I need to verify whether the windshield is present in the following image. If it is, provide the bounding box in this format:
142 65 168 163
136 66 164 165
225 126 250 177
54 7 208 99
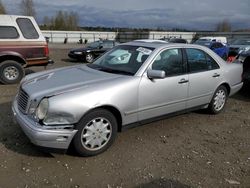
87 41 101 48
231 39 250 45
87 45 154 75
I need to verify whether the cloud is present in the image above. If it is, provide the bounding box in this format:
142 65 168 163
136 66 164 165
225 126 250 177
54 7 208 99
2 0 250 30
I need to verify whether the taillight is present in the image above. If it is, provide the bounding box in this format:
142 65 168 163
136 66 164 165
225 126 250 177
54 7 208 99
44 44 49 57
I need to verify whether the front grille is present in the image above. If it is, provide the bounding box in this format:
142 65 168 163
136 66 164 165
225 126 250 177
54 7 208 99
17 88 30 113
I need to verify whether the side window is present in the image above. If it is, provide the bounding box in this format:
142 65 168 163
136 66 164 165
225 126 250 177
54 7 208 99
16 18 39 39
152 48 184 76
0 26 19 39
206 54 220 70
186 48 208 73
102 41 114 48
217 43 223 48
210 43 217 49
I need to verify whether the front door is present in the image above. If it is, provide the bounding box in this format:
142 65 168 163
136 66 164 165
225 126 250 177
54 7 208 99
138 48 188 121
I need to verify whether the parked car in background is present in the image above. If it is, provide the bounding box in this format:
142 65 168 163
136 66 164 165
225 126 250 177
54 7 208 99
229 38 250 57
196 36 227 44
13 40 243 156
68 40 119 63
159 37 188 44
0 15 53 84
159 37 170 42
168 38 188 44
234 49 250 83
194 40 229 60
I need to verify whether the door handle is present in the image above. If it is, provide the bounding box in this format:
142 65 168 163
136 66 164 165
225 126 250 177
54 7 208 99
213 73 220 77
178 78 189 84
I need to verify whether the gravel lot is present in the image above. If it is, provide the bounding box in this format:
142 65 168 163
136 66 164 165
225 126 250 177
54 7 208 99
0 44 249 188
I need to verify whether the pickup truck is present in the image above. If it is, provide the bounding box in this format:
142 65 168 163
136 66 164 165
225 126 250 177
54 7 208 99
0 15 53 84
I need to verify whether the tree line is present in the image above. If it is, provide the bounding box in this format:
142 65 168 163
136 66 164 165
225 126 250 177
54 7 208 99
41 11 79 31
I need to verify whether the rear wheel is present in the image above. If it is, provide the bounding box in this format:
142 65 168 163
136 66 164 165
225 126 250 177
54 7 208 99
208 85 228 114
73 109 118 156
0 60 24 84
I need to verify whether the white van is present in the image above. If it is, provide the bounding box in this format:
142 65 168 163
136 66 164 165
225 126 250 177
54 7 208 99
197 36 227 44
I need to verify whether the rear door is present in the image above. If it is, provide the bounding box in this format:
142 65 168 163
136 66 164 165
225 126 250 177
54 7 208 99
185 48 222 108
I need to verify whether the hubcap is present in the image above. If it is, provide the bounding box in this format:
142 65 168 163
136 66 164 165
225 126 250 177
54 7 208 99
81 117 112 151
213 89 226 111
3 66 19 80
86 54 93 62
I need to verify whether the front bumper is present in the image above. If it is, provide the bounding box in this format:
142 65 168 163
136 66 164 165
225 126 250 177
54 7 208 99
12 100 78 150
68 52 84 60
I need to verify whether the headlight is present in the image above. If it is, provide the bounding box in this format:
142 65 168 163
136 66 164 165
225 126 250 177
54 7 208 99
74 51 83 55
36 98 49 120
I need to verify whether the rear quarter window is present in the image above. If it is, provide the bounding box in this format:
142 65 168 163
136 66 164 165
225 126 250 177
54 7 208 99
0 26 19 39
16 18 39 39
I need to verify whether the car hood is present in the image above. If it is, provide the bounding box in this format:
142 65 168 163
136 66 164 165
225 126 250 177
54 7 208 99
21 65 123 99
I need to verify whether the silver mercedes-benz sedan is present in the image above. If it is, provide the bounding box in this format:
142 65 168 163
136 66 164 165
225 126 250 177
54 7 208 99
12 40 243 156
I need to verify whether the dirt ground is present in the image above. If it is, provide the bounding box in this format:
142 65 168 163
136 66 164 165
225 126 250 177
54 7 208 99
0 44 249 188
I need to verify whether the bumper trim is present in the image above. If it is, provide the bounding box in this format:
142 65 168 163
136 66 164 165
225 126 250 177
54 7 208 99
12 100 77 150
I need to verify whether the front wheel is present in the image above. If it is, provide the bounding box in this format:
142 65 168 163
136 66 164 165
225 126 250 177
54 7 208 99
208 85 228 114
0 60 24 84
85 53 94 63
73 109 118 156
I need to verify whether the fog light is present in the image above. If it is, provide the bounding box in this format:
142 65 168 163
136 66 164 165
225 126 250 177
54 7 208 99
56 136 68 142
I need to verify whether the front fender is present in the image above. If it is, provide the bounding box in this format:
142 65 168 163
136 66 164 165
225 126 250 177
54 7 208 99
43 77 141 126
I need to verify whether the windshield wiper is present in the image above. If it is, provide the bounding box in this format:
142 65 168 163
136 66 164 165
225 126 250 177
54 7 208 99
87 64 133 75
103 68 134 75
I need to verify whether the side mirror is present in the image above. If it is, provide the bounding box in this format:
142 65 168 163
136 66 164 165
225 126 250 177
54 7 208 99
147 69 165 79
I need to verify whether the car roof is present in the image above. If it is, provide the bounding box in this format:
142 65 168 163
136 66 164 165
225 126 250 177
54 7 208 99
0 15 34 25
124 40 201 50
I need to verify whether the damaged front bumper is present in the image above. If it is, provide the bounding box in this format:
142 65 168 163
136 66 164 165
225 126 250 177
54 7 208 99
12 100 77 150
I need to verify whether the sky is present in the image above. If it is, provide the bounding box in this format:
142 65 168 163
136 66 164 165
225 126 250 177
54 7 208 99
2 0 250 30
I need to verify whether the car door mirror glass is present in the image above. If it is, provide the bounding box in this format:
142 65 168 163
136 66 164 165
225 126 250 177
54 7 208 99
147 69 165 79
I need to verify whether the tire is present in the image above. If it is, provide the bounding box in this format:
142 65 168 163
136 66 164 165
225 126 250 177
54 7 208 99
0 60 24 84
208 85 228 114
73 109 118 156
85 53 94 63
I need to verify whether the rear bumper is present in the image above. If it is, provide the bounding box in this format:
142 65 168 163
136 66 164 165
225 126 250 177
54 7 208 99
230 82 243 96
12 100 77 150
